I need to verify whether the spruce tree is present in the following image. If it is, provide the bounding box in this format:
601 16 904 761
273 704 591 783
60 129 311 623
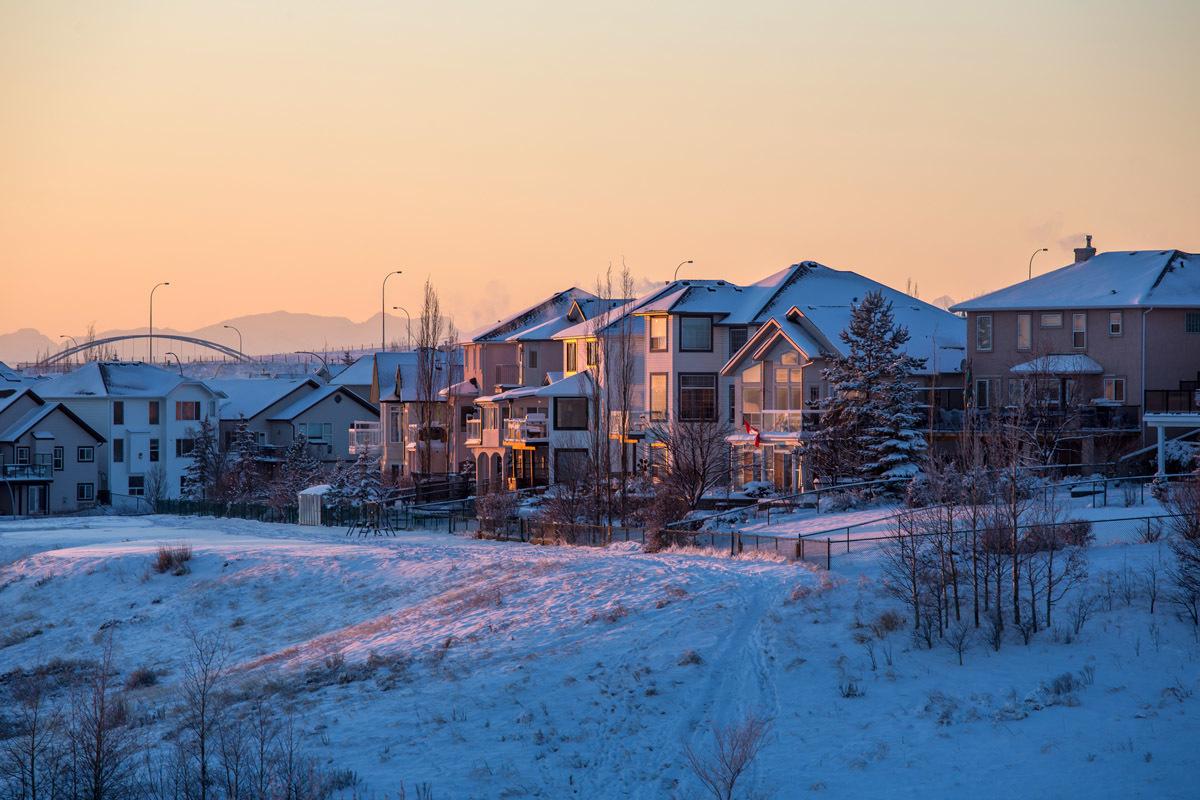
808 290 927 484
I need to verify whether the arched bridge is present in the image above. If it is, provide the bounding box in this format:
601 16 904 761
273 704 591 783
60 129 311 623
40 334 251 366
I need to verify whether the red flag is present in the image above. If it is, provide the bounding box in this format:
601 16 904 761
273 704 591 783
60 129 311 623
743 416 760 448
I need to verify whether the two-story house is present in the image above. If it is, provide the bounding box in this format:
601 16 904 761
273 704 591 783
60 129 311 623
952 241 1200 466
0 387 106 515
36 362 222 508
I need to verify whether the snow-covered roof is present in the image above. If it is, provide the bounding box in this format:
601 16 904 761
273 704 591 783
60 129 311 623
439 378 480 399
36 362 216 400
327 356 378 388
206 378 319 420
464 288 616 344
298 484 331 495
535 370 594 397
952 250 1200 312
1010 354 1105 375
0 387 40 417
376 351 458 403
0 362 41 387
0 402 106 444
267 385 377 421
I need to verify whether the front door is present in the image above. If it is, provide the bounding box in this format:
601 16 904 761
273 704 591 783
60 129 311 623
27 485 46 514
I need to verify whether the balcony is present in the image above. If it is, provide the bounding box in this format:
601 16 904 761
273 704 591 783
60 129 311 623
1145 389 1200 414
504 414 548 445
609 411 649 440
465 416 482 444
743 410 820 434
348 421 381 456
494 363 521 387
1 462 51 480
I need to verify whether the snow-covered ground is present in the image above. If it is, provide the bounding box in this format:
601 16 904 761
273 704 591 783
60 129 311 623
1 506 1196 798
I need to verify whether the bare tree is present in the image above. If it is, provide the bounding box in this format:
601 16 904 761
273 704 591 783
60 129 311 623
1 666 65 800
945 621 974 666
647 412 732 510
415 278 448 474
1164 472 1200 626
68 638 139 800
682 711 774 800
180 626 231 800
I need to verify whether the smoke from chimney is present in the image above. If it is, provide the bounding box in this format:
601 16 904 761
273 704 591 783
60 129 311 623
1074 234 1096 263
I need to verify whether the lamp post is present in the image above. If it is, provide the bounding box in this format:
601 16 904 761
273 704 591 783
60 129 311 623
382 270 403 350
149 281 169 363
669 260 693 284
164 352 183 376
60 335 80 368
1028 247 1048 280
295 350 331 371
392 306 412 349
223 324 243 357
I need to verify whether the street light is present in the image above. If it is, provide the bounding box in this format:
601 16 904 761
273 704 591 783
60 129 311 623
669 260 693 284
382 270 403 350
295 350 331 371
223 324 243 356
60 335 80 367
164 352 183 376
392 306 412 349
149 282 170 363
1028 248 1048 280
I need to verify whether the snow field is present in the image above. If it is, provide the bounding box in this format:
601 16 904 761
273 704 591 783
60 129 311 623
1 509 1197 799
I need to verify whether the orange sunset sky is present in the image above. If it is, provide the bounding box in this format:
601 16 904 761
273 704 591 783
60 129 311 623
2 0 1198 338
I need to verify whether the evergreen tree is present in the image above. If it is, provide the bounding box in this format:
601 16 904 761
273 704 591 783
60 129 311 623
806 290 927 484
224 416 264 502
328 452 383 506
266 434 325 509
183 417 227 500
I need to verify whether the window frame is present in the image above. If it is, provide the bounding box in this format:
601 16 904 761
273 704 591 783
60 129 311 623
649 373 668 421
526 346 538 369
553 397 589 430
1109 311 1123 336
1187 313 1200 334
648 317 668 352
127 475 145 497
15 446 29 465
728 326 748 357
1072 313 1087 349
1016 314 1031 351
149 401 160 425
678 373 717 421
77 483 95 502
53 446 64 471
1040 313 1063 328
565 341 578 370
175 439 196 458
975 315 993 352
77 446 94 463
585 339 598 367
974 378 991 410
113 401 124 425
1103 377 1126 403
678 316 713 353
175 401 201 421
112 438 124 463
149 439 160 462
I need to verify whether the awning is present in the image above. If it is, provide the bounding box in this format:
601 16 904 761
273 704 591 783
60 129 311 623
1010 354 1104 375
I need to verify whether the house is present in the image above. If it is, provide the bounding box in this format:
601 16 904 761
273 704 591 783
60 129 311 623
206 378 323 452
951 240 1200 465
35 362 222 507
0 387 106 515
459 288 623 490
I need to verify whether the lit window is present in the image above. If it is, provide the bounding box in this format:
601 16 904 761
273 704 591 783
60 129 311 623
650 374 667 420
565 341 578 369
1103 377 1126 403
649 317 668 352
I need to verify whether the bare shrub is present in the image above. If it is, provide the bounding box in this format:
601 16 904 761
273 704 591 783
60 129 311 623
943 622 973 666
154 543 193 575
1137 519 1164 544
475 489 518 533
124 666 158 690
1069 595 1099 635
1163 474 1200 626
682 710 773 800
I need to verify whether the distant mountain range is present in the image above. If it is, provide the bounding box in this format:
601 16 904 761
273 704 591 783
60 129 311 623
0 311 414 365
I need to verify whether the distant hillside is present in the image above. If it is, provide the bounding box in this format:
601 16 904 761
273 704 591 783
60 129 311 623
0 311 412 364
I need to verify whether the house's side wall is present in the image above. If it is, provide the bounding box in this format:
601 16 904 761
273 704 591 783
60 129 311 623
17 409 103 513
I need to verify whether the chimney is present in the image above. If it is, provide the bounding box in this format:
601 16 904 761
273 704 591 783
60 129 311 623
1074 234 1096 263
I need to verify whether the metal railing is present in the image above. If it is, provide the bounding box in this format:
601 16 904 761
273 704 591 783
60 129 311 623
465 417 482 442
1145 389 1200 413
348 421 381 455
494 363 521 386
1 461 52 480
504 416 548 443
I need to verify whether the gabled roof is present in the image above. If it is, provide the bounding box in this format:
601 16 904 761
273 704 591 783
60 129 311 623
267 385 378 421
327 355 379 389
535 370 594 397
377 350 458 403
463 288 612 343
952 250 1200 312
36 362 218 400
206 378 321 421
0 401 106 444
0 387 44 417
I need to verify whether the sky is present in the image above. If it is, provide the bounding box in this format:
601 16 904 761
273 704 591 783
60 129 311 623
2 0 1198 338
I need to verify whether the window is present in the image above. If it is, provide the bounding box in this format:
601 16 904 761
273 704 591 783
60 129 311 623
679 374 717 420
1008 378 1030 404
175 438 196 458
1188 313 1200 334
585 340 598 367
650 373 668 420
303 422 333 442
679 317 712 351
1040 313 1062 328
53 446 64 471
1017 314 1031 350
16 447 29 465
149 439 160 462
1103 377 1126 403
77 483 94 502
742 364 762 414
526 347 538 369
388 407 402 443
113 438 124 463
128 475 145 497
176 401 201 421
975 315 993 352
553 397 588 430
149 401 160 425
727 384 736 423
113 401 124 425
1072 313 1087 349
728 326 748 357
1109 312 1123 336
77 446 94 462
809 386 821 405
649 317 668 351
554 448 588 481
565 341 578 370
